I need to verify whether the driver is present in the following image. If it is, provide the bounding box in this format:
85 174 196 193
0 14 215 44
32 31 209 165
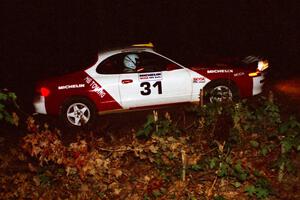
123 54 139 73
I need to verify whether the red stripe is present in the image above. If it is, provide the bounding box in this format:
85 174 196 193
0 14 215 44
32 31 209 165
83 72 122 111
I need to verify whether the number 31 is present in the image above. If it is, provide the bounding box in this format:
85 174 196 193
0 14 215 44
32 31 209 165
140 81 162 95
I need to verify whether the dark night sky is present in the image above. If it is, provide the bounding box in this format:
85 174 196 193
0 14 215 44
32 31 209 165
1 0 299 93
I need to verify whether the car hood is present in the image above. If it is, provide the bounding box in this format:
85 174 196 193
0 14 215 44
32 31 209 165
186 55 259 70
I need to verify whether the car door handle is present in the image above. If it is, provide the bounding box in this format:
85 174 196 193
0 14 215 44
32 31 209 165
121 79 133 84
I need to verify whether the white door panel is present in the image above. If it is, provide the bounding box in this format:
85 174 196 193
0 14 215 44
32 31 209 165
119 73 140 108
90 74 121 104
119 69 192 108
161 69 191 102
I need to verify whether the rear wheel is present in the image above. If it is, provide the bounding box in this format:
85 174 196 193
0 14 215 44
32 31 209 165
61 97 96 127
204 81 239 104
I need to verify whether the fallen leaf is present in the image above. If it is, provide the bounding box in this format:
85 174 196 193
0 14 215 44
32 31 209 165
144 175 151 182
113 188 122 195
111 169 122 178
149 145 159 153
33 176 40 186
28 163 37 172
187 154 201 165
80 184 89 192
18 153 27 161
170 143 181 151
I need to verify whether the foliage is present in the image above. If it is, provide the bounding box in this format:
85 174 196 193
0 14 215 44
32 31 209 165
1 94 300 199
254 96 281 132
23 118 111 179
0 90 19 125
276 116 300 181
188 95 282 145
185 94 300 198
245 177 271 199
213 195 226 200
279 116 300 153
136 111 179 138
20 119 202 198
199 141 249 182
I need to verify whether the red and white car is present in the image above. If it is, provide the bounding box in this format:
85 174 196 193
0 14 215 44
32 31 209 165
33 43 268 127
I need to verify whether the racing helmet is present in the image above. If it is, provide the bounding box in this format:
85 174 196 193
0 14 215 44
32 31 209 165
123 54 139 69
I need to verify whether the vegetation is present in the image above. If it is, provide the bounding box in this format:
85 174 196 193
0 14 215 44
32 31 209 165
0 90 19 126
0 91 299 199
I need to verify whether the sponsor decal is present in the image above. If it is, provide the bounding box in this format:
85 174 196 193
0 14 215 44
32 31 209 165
84 76 106 98
207 69 233 73
58 84 85 90
139 72 162 81
234 72 245 77
193 77 205 83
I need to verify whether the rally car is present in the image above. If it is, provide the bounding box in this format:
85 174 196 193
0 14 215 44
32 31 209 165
33 43 268 127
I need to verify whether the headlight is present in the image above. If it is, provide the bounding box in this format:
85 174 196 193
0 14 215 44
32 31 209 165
257 60 269 71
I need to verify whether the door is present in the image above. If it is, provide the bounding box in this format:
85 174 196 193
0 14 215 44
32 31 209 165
119 52 192 108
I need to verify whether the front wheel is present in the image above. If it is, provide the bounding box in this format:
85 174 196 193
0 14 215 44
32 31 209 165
61 97 96 127
204 81 239 104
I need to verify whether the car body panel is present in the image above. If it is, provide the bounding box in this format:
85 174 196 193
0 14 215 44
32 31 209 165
33 46 267 116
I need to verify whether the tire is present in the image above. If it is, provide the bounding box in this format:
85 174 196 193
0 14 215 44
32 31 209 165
61 97 96 127
204 80 239 104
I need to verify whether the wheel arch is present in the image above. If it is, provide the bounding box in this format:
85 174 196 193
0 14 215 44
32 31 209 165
202 78 240 103
59 95 98 127
203 78 240 96
59 95 97 115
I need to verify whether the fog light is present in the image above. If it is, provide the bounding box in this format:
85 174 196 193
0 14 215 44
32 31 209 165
248 71 260 77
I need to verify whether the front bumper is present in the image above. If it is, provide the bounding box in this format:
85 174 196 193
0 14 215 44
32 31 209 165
252 73 265 95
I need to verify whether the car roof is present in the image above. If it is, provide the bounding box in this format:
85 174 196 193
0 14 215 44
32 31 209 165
98 43 156 55
99 46 154 55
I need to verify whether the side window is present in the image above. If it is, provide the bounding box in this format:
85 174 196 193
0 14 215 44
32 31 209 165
96 52 181 74
138 52 181 73
123 53 140 73
96 53 139 74
96 54 125 74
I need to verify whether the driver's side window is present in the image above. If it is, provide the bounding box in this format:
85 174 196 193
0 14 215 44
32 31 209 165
96 52 181 74
96 53 139 74
137 52 181 73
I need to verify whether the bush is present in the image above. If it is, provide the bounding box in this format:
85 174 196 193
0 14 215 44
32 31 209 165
0 90 19 126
